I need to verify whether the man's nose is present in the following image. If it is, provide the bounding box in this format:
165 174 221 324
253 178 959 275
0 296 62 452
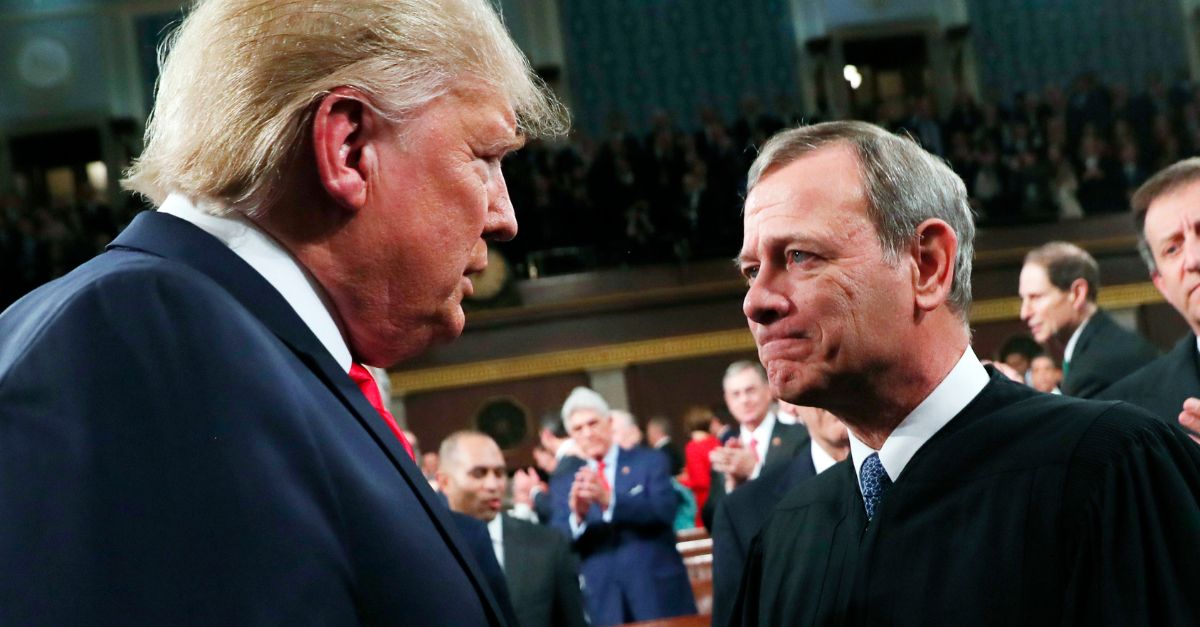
743 272 789 325
485 168 518 242
1019 299 1032 321
1184 232 1200 272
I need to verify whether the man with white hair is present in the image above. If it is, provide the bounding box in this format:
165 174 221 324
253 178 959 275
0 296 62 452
0 0 564 625
549 387 695 625
731 121 1200 624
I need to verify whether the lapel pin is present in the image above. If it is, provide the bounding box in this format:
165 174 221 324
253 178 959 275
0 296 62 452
772 436 782 446
621 466 631 475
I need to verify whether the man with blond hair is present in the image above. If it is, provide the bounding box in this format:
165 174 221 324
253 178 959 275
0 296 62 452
0 0 565 624
731 121 1199 625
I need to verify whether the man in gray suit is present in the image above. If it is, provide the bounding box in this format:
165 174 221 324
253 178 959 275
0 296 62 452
438 431 588 627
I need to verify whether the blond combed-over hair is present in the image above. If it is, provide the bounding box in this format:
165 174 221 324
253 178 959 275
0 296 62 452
123 0 567 217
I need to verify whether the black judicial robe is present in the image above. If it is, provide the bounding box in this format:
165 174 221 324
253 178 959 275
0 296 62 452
732 372 1200 626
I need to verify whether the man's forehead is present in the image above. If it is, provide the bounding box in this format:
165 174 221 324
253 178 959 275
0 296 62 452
1146 181 1200 236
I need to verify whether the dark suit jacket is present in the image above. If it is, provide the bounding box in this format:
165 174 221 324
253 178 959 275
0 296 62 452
655 438 685 476
711 438 815 627
1100 333 1199 431
701 417 807 530
452 512 520 627
1061 309 1157 398
550 447 696 626
501 515 587 627
0 212 506 626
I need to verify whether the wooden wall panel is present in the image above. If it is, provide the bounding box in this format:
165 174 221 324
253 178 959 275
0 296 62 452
404 371 589 469
625 351 757 443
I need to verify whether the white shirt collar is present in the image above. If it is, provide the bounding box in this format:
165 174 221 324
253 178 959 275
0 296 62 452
1063 313 1092 363
486 515 504 569
158 194 352 372
848 346 989 484
810 440 839 474
739 412 776 448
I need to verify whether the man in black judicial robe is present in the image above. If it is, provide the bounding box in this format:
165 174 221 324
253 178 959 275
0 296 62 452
729 121 1200 627
733 371 1200 626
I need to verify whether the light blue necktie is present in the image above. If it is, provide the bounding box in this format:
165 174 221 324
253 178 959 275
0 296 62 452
860 452 892 521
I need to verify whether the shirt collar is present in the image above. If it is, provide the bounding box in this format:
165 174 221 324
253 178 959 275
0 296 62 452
810 440 839 474
1064 313 1092 362
740 411 776 443
158 194 352 372
486 515 503 543
848 346 989 484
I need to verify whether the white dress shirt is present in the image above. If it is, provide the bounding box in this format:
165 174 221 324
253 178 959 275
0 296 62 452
739 412 777 480
1063 314 1091 365
848 346 990 491
810 440 840 475
158 194 352 372
486 516 504 571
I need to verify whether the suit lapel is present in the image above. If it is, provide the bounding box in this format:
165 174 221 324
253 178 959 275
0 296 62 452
1064 311 1105 390
110 212 505 625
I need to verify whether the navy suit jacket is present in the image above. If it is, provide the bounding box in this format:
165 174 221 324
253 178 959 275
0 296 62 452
711 440 815 627
0 212 506 626
550 446 696 626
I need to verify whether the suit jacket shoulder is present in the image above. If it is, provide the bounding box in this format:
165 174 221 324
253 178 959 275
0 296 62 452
1064 309 1158 398
1100 333 1199 425
0 212 505 626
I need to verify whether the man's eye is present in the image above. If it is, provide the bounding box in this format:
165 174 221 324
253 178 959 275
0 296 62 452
788 250 811 265
742 266 759 283
1163 244 1180 257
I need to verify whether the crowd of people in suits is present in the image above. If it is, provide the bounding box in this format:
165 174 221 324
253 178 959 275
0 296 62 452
499 71 1200 274
9 72 1200 311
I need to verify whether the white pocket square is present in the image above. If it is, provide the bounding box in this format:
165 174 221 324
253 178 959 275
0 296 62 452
628 484 644 496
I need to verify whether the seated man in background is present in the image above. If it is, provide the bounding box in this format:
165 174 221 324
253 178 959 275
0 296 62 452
438 431 587 627
1101 158 1200 442
711 405 848 627
702 360 806 529
1019 241 1158 397
550 387 696 626
1029 353 1063 394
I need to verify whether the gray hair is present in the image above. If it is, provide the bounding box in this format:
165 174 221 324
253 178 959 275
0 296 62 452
123 0 567 217
723 360 767 385
746 121 975 316
1131 157 1200 273
561 387 610 425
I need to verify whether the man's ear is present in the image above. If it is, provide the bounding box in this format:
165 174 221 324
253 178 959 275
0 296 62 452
1068 277 1091 309
1151 270 1169 301
312 87 373 212
911 218 958 313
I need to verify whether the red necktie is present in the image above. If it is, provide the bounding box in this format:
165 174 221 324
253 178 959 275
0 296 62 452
349 363 415 460
596 459 610 493
749 438 760 463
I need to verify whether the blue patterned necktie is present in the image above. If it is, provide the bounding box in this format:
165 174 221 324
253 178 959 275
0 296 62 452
860 452 892 521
